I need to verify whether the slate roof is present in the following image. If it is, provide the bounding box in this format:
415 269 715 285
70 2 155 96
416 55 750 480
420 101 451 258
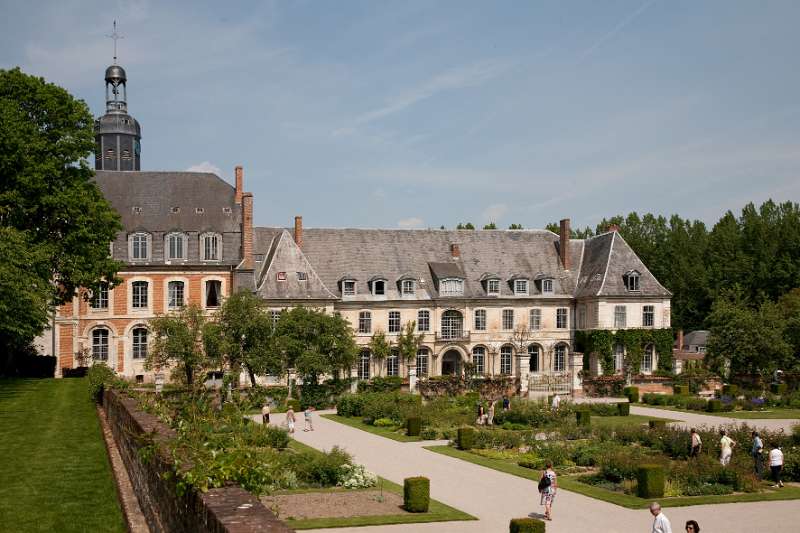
683 330 709 348
255 231 336 300
94 171 241 233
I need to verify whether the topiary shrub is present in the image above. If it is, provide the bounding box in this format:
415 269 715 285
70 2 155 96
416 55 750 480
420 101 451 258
673 385 689 395
623 386 640 404
617 402 630 416
721 384 738 397
406 416 421 437
458 426 474 450
771 383 788 395
648 420 666 430
707 399 723 413
404 477 430 512
575 410 591 426
636 464 665 498
509 517 546 532
87 363 116 403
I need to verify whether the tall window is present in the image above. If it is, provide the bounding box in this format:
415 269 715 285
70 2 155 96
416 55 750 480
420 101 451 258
514 279 529 295
439 278 464 296
358 311 371 333
401 280 415 295
554 344 567 372
416 348 429 377
614 305 627 328
625 272 640 292
388 311 401 333
500 346 513 375
502 309 514 330
542 279 553 293
556 308 568 329
472 346 485 375
487 279 500 295
642 305 654 327
641 344 654 373
474 309 487 331
202 234 220 261
343 280 356 296
357 350 370 380
578 305 586 329
168 281 184 309
440 310 464 340
529 309 541 330
132 327 148 359
167 233 185 260
528 344 540 372
132 281 148 309
613 344 624 373
90 283 108 309
372 280 386 295
92 329 109 361
205 280 221 307
131 233 149 260
417 310 430 332
387 348 399 376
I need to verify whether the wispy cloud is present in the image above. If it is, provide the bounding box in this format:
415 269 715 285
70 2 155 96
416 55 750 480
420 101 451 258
482 203 508 222
186 161 222 175
578 0 658 61
398 217 424 229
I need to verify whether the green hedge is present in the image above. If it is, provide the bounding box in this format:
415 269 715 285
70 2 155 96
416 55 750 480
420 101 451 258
636 464 665 498
576 410 591 427
510 517 546 532
721 384 738 397
617 402 630 416
285 399 302 412
673 385 689 395
623 386 640 404
648 420 666 430
404 477 430 513
771 383 788 395
406 416 421 437
458 426 474 450
707 399 723 413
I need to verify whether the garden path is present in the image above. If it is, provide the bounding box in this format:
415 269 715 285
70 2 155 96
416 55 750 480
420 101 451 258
267 411 795 533
630 405 798 432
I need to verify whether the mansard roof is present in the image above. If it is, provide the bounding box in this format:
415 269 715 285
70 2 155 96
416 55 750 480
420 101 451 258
94 171 241 233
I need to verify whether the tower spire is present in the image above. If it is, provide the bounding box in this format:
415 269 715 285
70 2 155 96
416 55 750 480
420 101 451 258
107 20 124 64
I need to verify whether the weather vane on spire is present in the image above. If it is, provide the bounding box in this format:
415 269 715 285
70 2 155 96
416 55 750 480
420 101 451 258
107 20 124 64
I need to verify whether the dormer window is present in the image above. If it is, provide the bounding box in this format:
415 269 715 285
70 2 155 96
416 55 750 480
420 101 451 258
487 279 500 295
624 270 641 292
343 280 356 296
514 279 529 295
439 278 464 296
297 272 307 281
277 272 287 281
130 232 150 260
201 233 221 261
542 279 554 294
373 280 386 295
166 232 187 261
401 279 415 295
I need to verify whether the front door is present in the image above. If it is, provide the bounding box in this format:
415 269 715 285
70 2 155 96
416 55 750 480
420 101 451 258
441 350 461 376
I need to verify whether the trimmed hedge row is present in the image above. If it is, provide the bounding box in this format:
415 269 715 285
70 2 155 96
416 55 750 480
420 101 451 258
458 426 474 450
617 402 630 416
406 416 421 437
510 517 546 532
623 386 639 404
636 464 665 498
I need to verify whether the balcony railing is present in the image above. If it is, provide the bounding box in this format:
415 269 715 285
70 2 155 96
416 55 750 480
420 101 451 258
436 329 471 342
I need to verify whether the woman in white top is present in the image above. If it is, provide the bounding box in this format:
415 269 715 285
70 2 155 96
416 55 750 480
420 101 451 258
769 445 784 487
719 429 736 466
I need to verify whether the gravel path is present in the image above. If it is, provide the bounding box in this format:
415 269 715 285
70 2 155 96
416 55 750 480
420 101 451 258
629 405 798 432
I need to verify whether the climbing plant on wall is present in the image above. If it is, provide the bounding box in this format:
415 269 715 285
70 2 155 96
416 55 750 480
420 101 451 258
575 328 674 376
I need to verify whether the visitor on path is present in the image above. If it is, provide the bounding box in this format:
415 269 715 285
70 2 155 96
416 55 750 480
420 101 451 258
719 430 736 466
476 403 486 425
649 502 672 533
689 428 702 458
685 519 700 532
538 461 557 521
502 396 511 411
751 431 764 478
286 406 296 434
487 400 496 426
769 444 784 488
261 403 271 426
303 406 315 432
551 394 560 412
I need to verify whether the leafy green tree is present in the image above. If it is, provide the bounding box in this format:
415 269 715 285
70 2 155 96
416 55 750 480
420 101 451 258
396 321 424 366
545 221 593 238
508 223 523 230
368 330 391 376
456 222 475 230
147 304 217 387
483 222 497 230
0 68 122 354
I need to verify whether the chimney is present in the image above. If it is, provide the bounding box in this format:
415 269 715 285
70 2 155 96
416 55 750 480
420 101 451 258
294 216 303 249
234 165 243 204
677 329 684 352
241 192 254 269
559 218 571 270
450 243 460 259
607 223 620 233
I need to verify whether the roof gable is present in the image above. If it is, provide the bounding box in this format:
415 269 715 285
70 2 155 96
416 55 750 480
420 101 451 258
255 231 336 300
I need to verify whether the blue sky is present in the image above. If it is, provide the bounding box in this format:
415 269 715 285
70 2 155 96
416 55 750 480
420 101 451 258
2 0 800 229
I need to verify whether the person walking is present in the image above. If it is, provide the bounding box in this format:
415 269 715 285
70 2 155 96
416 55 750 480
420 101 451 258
476 403 486 425
689 428 702 458
487 400 496 426
685 519 700 533
502 396 511 411
261 402 271 426
649 502 672 533
538 461 557 521
551 394 561 412
719 430 736 466
769 444 784 488
303 406 315 432
286 406 296 434
751 431 764 478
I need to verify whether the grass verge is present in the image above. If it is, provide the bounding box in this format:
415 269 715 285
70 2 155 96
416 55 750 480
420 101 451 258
425 445 800 508
0 378 125 532
322 414 421 442
637 404 800 420
589 414 676 428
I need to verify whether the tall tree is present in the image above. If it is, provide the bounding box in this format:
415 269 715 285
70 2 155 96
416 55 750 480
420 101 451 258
396 321 424 366
147 304 217 387
483 222 497 229
368 330 391 376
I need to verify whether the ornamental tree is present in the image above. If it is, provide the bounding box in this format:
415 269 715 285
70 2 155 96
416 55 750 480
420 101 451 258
146 304 217 387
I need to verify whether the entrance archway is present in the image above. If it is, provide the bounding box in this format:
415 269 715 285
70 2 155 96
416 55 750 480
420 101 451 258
441 349 462 376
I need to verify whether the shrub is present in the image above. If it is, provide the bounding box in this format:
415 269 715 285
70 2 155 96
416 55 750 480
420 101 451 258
472 428 523 450
244 423 290 449
458 426 475 450
771 383 788 395
687 398 708 411
420 427 439 440
286 398 302 412
87 363 116 403
623 386 639 404
338 463 377 489
509 517 546 532
297 446 352 486
518 459 540 469
637 464 665 498
649 420 667 430
336 394 365 417
587 403 619 417
373 418 395 427
673 385 689 395
575 410 591 427
721 384 738 397
406 416 422 437
404 477 430 512
358 376 403 393
707 399 723 413
617 402 630 416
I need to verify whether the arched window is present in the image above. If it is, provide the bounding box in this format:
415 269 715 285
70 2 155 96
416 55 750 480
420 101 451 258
416 348 429 377
528 344 540 372
553 344 567 372
441 310 464 340
92 329 109 361
641 344 654 373
132 327 148 359
357 350 370 380
387 348 399 376
500 345 513 375
358 311 371 333
472 346 486 375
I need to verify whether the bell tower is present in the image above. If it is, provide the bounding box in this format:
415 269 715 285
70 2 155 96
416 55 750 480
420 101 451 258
94 21 141 171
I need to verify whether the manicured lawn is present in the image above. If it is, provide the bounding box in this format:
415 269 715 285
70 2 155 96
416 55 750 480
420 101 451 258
0 379 125 532
284 440 475 529
590 414 676 428
638 404 800 420
322 414 422 442
425 445 800 508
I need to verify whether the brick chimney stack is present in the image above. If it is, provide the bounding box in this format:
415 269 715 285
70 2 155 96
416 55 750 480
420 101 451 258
294 216 303 249
234 165 244 205
241 193 253 269
677 329 684 351
559 218 571 270
607 223 620 233
450 243 460 259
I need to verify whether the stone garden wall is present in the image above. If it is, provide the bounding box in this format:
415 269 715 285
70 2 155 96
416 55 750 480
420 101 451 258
103 389 293 533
